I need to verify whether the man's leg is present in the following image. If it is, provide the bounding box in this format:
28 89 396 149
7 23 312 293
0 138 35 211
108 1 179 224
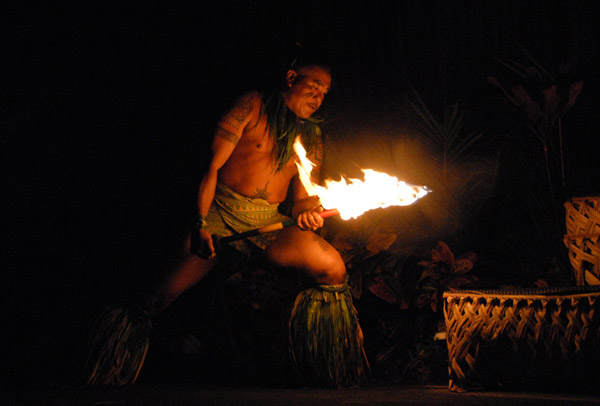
147 233 217 315
265 227 370 388
87 234 215 386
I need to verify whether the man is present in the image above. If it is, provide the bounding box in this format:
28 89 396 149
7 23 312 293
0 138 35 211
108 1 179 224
87 59 369 388
161 60 369 387
152 63 345 312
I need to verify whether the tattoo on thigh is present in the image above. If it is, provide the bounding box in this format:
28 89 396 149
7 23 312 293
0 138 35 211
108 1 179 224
313 234 330 251
216 126 240 145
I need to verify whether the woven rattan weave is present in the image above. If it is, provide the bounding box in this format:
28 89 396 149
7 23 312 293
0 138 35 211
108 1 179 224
443 287 600 392
564 196 600 285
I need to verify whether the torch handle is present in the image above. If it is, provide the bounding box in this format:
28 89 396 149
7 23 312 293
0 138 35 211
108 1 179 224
193 208 340 259
219 208 339 244
218 218 297 245
319 208 339 218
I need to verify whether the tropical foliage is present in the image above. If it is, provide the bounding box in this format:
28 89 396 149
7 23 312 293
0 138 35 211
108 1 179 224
406 87 484 182
484 52 584 285
487 55 584 197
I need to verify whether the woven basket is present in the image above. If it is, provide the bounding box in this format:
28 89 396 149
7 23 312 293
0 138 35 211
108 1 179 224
443 287 600 392
564 196 600 285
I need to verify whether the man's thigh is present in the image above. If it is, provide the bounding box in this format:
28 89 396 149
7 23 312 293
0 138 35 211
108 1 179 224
265 227 344 275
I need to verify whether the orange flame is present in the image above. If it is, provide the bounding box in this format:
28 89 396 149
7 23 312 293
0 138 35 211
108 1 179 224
294 137 430 220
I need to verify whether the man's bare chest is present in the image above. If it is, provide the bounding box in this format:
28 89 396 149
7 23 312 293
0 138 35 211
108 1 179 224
238 118 274 153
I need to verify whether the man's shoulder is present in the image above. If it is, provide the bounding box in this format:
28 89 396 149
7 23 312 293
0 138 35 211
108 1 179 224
236 90 262 105
232 91 264 118
220 91 264 128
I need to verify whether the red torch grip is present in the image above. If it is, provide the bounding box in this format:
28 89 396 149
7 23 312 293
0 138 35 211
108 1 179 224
319 208 340 219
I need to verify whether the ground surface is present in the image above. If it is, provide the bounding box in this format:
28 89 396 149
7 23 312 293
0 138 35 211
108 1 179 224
8 383 600 406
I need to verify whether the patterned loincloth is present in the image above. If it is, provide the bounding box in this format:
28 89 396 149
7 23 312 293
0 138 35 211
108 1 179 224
205 182 291 252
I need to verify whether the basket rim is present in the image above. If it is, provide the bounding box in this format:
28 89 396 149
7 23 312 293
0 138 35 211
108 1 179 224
567 196 600 202
443 286 600 299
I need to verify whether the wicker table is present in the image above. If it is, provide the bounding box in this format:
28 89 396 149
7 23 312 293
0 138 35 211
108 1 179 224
443 287 600 392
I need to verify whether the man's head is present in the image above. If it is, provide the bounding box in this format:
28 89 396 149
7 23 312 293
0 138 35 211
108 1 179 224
283 65 332 119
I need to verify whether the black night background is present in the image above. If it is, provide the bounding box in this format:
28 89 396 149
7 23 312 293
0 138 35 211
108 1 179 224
3 0 600 397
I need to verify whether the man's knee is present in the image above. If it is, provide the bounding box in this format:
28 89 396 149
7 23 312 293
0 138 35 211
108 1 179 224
315 270 346 285
313 252 346 285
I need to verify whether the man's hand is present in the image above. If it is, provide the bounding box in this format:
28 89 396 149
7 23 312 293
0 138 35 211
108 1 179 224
296 205 324 231
191 228 216 259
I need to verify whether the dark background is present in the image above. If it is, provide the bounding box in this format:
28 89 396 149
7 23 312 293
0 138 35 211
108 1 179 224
3 0 600 389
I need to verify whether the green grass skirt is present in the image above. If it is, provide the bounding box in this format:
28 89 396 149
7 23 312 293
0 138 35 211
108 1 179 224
289 282 371 388
85 306 152 386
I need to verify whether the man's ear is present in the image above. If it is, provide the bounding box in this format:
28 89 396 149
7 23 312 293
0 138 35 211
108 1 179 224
286 70 298 87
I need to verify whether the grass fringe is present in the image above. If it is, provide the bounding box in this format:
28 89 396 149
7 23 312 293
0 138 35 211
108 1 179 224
85 306 152 386
289 282 371 388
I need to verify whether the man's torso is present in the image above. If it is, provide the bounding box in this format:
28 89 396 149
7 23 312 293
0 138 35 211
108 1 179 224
218 101 298 204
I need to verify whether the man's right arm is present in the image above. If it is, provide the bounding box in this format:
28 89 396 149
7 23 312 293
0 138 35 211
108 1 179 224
194 92 261 257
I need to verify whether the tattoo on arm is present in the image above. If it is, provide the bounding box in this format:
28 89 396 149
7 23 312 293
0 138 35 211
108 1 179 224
248 181 271 200
232 95 253 124
215 126 240 145
222 93 254 131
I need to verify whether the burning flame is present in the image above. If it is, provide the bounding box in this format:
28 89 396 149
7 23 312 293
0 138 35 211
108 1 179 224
293 137 430 220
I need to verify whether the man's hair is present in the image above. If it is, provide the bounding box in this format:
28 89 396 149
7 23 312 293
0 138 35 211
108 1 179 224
290 54 331 74
286 43 333 83
262 92 322 173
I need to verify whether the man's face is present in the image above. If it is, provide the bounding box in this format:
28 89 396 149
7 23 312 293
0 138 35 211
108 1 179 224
283 65 331 119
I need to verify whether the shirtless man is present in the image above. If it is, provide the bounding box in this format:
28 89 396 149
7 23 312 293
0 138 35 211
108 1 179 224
150 63 345 313
87 62 369 388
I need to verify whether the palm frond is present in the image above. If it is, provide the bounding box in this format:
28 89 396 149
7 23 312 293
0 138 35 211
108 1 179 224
407 91 484 176
493 57 530 79
515 41 556 82
446 131 484 165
